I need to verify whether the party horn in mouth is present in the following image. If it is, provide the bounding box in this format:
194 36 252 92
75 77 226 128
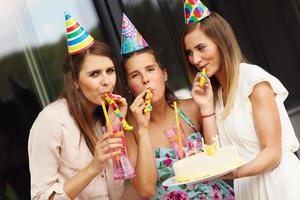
143 90 153 113
199 68 206 87
103 93 134 131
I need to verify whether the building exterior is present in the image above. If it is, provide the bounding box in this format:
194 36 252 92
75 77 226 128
0 0 299 199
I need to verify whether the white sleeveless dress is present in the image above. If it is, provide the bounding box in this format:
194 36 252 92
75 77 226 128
215 63 300 200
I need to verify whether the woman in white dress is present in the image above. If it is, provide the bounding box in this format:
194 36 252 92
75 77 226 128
180 6 300 200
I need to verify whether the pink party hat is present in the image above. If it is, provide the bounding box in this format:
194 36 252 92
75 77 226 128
121 13 149 54
65 12 95 55
184 0 211 24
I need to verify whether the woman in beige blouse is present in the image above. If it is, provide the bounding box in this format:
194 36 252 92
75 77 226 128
28 40 127 200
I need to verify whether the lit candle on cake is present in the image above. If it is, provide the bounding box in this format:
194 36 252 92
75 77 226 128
218 135 222 148
206 136 217 156
212 135 221 150
193 140 198 155
183 146 189 157
201 137 205 152
206 144 216 156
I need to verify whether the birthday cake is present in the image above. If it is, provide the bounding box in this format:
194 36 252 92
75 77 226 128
173 145 245 182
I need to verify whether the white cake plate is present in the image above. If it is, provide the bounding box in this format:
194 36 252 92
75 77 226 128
162 160 248 187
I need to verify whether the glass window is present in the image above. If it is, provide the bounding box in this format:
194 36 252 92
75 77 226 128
0 1 40 199
17 0 105 102
0 0 105 199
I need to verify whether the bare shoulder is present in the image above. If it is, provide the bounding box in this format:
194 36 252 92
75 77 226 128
178 98 200 116
250 81 274 102
177 98 201 130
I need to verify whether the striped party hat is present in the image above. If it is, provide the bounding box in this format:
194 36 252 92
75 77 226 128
65 12 95 55
121 13 149 54
184 0 211 24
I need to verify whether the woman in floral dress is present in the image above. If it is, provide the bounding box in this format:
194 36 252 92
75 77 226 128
123 47 235 200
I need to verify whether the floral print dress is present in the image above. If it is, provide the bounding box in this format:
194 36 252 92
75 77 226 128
151 110 235 200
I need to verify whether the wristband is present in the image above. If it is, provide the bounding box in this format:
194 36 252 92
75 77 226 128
201 112 215 119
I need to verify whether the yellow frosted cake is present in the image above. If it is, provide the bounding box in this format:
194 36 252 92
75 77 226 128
173 145 244 182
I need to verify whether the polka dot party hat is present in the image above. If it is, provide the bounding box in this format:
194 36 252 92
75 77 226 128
184 0 211 24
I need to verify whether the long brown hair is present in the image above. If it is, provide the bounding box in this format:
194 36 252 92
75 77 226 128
123 47 176 107
181 12 244 118
61 41 122 154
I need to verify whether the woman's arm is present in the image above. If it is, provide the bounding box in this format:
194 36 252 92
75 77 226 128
126 91 158 198
132 128 157 197
29 108 69 200
49 161 100 200
29 116 122 199
59 134 123 199
227 81 281 179
191 76 218 144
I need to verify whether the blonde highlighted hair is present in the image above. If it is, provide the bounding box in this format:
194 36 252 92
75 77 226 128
181 12 245 118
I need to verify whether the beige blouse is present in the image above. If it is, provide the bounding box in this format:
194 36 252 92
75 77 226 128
28 99 124 200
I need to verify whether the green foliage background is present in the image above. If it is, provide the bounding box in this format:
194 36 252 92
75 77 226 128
0 26 103 102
